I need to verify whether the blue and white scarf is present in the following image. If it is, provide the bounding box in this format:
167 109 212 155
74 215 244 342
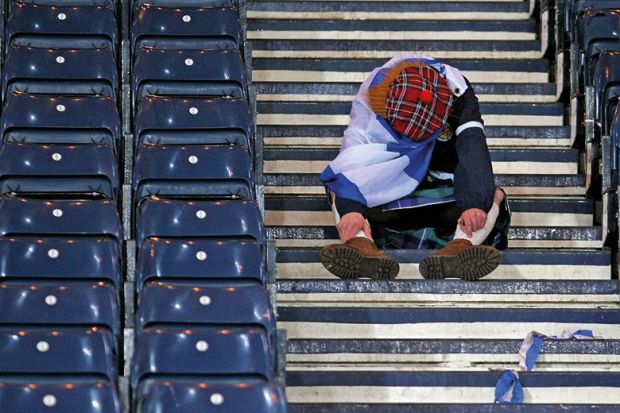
319 54 467 208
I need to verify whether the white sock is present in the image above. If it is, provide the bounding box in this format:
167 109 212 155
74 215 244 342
453 203 500 245
332 196 369 239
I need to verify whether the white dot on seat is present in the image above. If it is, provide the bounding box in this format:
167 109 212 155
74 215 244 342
56 56 65 64
188 155 198 164
189 107 198 115
196 340 209 352
56 104 66 112
185 58 194 66
45 295 57 306
48 249 59 259
37 341 50 352
57 13 66 20
52 209 63 217
199 295 211 306
52 153 62 161
182 15 191 22
210 393 224 405
196 210 206 219
196 251 207 261
43 394 57 407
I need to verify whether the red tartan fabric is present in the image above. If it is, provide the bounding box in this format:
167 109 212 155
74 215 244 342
385 66 453 141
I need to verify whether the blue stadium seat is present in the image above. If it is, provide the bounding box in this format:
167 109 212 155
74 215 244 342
0 236 122 287
579 8 620 87
132 0 238 18
135 198 264 248
6 2 118 52
0 142 119 199
134 95 252 148
0 379 122 413
0 280 120 338
132 326 273 389
135 238 265 287
136 379 287 413
593 50 620 134
132 48 246 103
133 144 253 203
2 45 118 99
9 0 118 14
1 93 121 150
0 327 117 380
566 0 620 42
132 6 241 52
136 280 275 337
0 197 123 250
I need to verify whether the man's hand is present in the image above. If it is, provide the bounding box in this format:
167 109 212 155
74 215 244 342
458 208 487 237
337 212 372 242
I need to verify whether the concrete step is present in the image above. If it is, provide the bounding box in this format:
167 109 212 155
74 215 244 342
255 83 556 104
265 196 594 228
263 147 578 176
250 39 543 59
252 58 551 86
277 307 620 341
269 226 602 249
275 249 611 280
247 1 532 22
285 371 620 404
288 404 620 413
286 337 620 371
259 125 571 148
248 18 538 41
257 101 564 127
264 174 586 197
278 279 618 306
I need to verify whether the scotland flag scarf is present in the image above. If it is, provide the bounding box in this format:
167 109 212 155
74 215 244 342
320 119 441 208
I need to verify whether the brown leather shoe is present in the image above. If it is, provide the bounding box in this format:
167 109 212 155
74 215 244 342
419 239 501 280
320 237 400 280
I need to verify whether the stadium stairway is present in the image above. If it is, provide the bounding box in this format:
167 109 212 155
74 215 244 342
246 0 620 410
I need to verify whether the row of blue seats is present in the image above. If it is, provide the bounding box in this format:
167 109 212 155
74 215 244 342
127 1 288 412
0 0 124 411
564 1 620 136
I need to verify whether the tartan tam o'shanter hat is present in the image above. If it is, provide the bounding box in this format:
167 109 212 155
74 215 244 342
368 61 454 141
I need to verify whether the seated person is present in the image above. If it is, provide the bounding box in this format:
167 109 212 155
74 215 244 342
319 54 510 281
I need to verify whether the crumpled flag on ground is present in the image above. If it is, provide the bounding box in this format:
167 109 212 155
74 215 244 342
494 329 595 403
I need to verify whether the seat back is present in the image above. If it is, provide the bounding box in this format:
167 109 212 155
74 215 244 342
136 379 287 413
132 326 273 388
134 96 252 148
136 280 275 335
593 50 620 124
6 2 118 52
0 379 122 413
132 6 241 52
0 281 120 338
1 93 120 151
2 45 118 100
132 49 246 104
133 144 253 204
136 198 264 247
0 143 119 199
0 237 122 287
135 238 265 286
0 327 117 380
0 197 123 250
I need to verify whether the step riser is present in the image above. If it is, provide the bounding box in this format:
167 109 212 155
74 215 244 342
285 386 620 405
266 211 591 227
276 262 611 279
253 70 548 84
279 322 620 340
